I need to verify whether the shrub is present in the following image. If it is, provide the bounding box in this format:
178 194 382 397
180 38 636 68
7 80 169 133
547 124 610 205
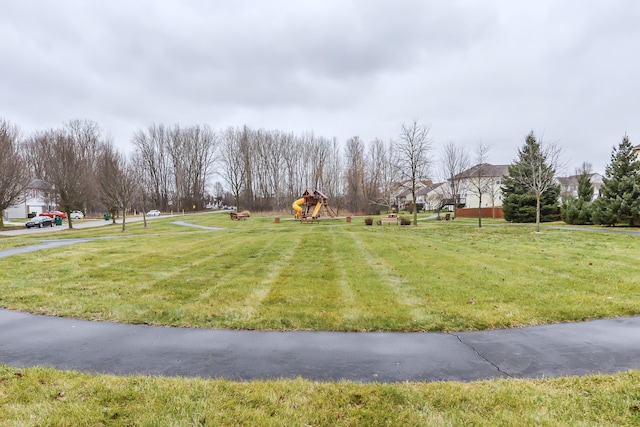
400 217 412 225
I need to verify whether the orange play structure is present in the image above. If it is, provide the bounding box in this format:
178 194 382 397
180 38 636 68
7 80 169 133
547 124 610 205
292 189 336 221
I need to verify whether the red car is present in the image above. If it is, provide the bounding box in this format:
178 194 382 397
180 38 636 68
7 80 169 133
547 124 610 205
39 210 67 219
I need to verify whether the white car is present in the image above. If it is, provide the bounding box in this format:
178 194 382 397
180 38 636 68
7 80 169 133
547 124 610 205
147 209 161 216
70 210 84 219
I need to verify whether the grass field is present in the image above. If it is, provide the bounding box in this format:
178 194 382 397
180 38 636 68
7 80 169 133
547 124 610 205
1 212 639 425
1 213 639 332
1 365 639 426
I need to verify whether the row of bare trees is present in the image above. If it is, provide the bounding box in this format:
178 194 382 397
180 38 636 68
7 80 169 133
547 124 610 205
217 123 427 216
2 116 447 226
132 123 217 212
0 119 29 227
217 126 344 213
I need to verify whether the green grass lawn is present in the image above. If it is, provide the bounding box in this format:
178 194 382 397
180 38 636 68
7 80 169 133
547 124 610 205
2 212 640 425
1 365 639 426
1 213 639 331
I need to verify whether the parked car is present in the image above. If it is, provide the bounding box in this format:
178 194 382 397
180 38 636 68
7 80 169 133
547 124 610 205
39 210 67 219
147 209 161 216
70 210 84 219
26 216 54 228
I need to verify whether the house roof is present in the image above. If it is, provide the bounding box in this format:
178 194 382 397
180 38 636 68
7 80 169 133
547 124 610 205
451 164 510 180
392 179 435 198
557 173 603 186
28 179 53 191
416 182 445 196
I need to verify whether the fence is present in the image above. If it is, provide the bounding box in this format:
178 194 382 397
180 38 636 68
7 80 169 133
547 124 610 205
455 207 504 219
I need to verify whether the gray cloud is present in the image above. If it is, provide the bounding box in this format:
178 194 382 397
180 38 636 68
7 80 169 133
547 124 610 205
1 1 639 174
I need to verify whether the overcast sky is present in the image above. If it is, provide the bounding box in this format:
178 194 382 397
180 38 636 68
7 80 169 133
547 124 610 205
2 1 640 176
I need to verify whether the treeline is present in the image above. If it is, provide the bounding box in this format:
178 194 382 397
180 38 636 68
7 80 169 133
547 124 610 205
0 118 429 224
562 135 640 227
132 123 399 214
3 116 639 228
502 131 640 228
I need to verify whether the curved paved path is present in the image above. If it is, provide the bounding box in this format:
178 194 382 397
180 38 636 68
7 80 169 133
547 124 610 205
1 309 639 383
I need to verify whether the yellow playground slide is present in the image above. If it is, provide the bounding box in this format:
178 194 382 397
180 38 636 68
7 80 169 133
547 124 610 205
312 201 322 218
292 198 305 218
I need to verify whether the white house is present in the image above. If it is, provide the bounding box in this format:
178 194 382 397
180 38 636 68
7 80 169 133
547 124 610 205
416 182 447 211
451 164 510 209
391 180 434 210
556 173 603 199
3 179 55 220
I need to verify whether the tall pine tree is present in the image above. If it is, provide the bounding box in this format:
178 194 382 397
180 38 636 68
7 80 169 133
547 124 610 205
592 135 640 226
502 131 560 227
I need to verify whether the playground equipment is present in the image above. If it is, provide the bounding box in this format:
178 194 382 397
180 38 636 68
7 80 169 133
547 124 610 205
292 189 336 221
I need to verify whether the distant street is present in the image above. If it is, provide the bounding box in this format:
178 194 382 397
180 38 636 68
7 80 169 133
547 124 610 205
0 214 165 237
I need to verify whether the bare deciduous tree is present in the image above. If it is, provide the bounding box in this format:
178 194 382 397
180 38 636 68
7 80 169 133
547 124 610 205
65 119 103 213
27 128 91 229
439 141 470 219
132 124 173 212
344 136 366 214
366 138 396 213
167 124 218 211
466 144 491 228
0 119 29 227
323 137 344 215
219 126 248 211
130 152 151 228
98 143 140 232
394 120 434 225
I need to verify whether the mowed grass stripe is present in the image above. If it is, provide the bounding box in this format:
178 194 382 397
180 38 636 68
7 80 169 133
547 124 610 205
321 226 414 331
340 228 427 329
202 229 300 327
253 227 347 330
120 229 295 327
325 227 368 329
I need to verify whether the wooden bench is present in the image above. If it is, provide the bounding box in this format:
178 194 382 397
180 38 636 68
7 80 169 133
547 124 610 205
378 216 398 225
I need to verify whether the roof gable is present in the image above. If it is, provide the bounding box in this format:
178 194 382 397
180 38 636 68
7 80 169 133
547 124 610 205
451 164 509 180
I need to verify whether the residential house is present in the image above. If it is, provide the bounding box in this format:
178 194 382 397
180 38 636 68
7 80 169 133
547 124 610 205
556 173 603 199
417 182 447 211
451 164 510 209
3 179 55 220
391 180 434 210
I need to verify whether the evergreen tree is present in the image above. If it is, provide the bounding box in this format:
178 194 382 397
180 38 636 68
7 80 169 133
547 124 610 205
577 172 594 201
592 135 640 226
561 165 594 225
502 131 561 226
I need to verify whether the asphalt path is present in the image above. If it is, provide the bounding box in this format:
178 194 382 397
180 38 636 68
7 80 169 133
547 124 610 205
1 218 640 383
1 309 639 382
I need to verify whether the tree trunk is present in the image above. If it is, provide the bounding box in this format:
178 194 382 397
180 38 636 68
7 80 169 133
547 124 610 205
536 193 541 232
